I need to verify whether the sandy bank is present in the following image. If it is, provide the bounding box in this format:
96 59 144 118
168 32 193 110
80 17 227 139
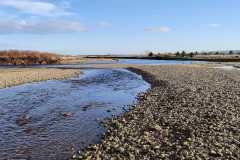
77 65 240 159
0 68 80 89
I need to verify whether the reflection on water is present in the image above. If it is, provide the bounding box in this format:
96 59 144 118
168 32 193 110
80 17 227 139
117 59 200 65
0 69 150 160
20 59 205 69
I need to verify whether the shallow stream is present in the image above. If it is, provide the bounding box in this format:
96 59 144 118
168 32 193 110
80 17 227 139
0 69 149 159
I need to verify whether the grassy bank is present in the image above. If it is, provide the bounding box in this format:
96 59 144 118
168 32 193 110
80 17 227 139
76 65 240 159
85 54 240 62
60 55 116 64
0 68 80 89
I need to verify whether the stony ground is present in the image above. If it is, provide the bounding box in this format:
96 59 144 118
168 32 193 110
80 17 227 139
76 65 240 160
0 68 80 89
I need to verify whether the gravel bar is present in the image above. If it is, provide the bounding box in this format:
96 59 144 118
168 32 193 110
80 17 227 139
0 68 80 89
75 65 240 160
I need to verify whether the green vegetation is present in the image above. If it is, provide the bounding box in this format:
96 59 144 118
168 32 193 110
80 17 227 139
139 50 240 62
85 50 240 62
149 50 240 58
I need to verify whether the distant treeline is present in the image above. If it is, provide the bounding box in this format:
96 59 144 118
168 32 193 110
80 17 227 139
143 50 240 62
147 50 240 58
0 50 61 65
86 50 240 62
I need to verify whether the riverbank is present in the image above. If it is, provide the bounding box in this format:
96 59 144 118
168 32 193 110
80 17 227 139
85 55 240 62
0 68 80 89
60 56 116 64
77 65 240 159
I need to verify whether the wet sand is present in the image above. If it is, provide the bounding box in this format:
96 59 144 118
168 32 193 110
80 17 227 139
0 68 80 89
78 65 240 159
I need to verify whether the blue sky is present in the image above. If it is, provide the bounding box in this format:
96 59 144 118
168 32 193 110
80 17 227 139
0 0 239 55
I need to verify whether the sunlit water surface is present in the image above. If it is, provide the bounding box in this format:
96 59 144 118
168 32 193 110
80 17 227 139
0 69 150 160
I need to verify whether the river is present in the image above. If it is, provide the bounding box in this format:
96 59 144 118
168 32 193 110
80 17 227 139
0 59 205 159
0 68 149 160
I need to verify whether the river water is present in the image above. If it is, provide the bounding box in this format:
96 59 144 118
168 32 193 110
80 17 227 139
0 68 150 160
0 59 206 159
36 59 203 69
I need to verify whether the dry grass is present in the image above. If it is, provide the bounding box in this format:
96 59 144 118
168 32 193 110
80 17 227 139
60 56 116 64
0 68 80 89
0 50 60 65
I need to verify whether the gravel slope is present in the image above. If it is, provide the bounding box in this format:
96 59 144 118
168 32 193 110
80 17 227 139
76 65 240 160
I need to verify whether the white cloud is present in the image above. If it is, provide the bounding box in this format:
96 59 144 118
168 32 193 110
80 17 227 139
0 19 88 34
145 26 171 33
97 21 112 27
0 0 71 16
0 1 87 34
209 23 221 28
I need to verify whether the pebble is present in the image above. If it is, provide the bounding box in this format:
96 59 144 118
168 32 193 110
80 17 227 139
74 65 240 160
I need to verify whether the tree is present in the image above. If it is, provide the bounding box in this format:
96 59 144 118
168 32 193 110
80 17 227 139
189 52 194 57
229 50 234 55
181 51 186 57
175 51 180 57
148 52 154 57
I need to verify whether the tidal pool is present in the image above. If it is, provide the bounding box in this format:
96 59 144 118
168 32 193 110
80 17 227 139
0 69 150 160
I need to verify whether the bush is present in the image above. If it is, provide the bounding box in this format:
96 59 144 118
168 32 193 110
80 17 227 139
189 52 194 57
0 50 60 65
181 51 186 57
229 50 234 55
148 52 154 57
175 51 180 57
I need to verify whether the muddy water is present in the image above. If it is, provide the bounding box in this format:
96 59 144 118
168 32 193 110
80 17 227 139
0 69 150 160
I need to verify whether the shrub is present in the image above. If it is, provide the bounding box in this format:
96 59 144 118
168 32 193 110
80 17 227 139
0 50 60 65
229 50 234 55
148 52 154 57
181 51 186 57
175 51 180 57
